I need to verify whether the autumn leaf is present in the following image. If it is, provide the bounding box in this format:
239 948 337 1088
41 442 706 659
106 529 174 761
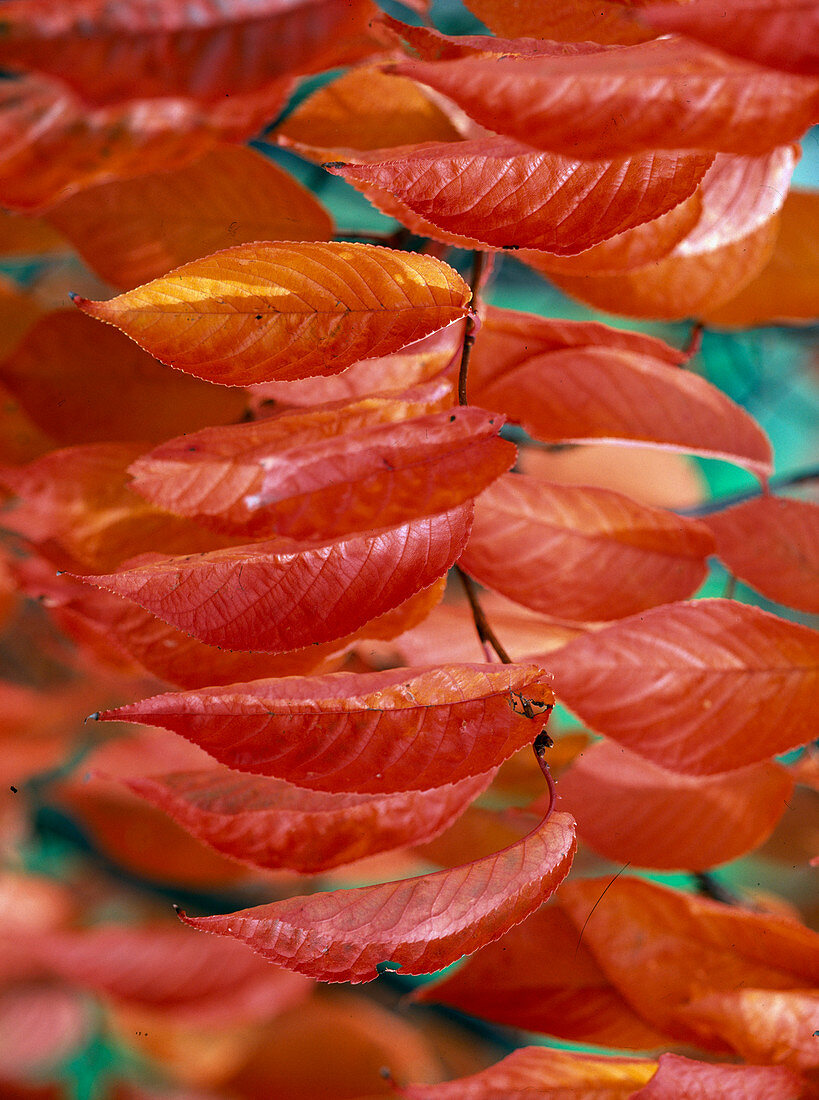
177 810 575 982
0 0 377 107
116 767 494 873
0 209 67 257
558 739 795 868
703 495 819 613
643 0 819 77
389 39 819 158
95 663 555 793
0 986 92 1078
459 0 662 43
632 1052 805 1099
0 312 246 447
328 138 713 254
72 505 471 652
128 404 513 540
47 146 334 290
74 243 472 386
0 279 42 362
458 472 715 621
545 599 819 774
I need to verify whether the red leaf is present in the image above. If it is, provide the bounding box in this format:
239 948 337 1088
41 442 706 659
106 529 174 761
643 0 819 77
458 0 662 44
73 506 471 652
632 1052 804 1099
330 138 712 254
178 810 575 982
46 146 334 290
0 73 292 213
74 243 472 387
130 405 514 540
390 39 819 158
459 473 714 621
545 599 819 774
96 663 555 793
558 740 794 868
417 904 676 1050
398 1047 658 1099
703 496 819 613
0 312 247 447
118 767 494 873
559 875 819 1045
0 0 376 107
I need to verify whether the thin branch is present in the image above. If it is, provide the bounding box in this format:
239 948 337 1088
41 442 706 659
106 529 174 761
680 321 704 364
458 251 487 406
455 566 511 664
533 728 557 820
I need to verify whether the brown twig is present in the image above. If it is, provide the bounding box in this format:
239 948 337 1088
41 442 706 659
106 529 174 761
456 566 511 664
458 251 487 406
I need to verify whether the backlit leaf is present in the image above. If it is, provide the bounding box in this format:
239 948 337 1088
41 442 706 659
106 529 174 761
559 876 819 1047
643 0 819 77
118 767 493 873
0 0 376 107
459 473 714 621
558 740 794 868
418 904 676 1050
129 404 512 540
704 189 819 325
459 0 663 43
178 810 575 982
73 506 471 651
0 73 292 213
398 1047 658 1098
390 39 819 158
0 312 247 446
703 495 819 613
632 1052 804 1099
330 139 712 254
546 599 819 774
47 147 334 290
96 663 555 793
74 243 471 387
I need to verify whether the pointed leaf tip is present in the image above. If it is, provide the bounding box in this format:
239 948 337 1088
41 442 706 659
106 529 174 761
84 712 100 724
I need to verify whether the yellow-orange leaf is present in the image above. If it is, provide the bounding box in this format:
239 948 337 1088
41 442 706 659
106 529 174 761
47 147 334 290
74 243 472 386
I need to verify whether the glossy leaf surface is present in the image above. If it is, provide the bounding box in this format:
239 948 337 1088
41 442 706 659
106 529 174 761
644 0 819 76
48 147 334 290
0 312 246 446
558 740 794 868
130 405 512 540
75 243 471 386
331 139 712 254
119 768 493 873
418 904 675 1050
0 0 376 106
390 39 819 158
704 495 819 613
74 506 471 652
179 810 575 982
459 473 714 621
546 599 819 774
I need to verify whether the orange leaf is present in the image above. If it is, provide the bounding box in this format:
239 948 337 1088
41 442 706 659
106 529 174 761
96 663 555 793
73 506 471 651
643 0 819 77
459 0 662 43
0 73 292 213
0 279 42 362
0 0 376 107
131 406 513 540
703 495 819 613
0 210 67 257
704 189 819 325
559 875 819 1045
390 39 819 158
417 904 676 1050
398 1047 658 1098
459 472 714 621
546 599 819 774
117 767 494 873
329 138 712 254
0 312 247 447
470 336 772 480
632 1052 805 1099
558 740 794 868
178 809 575 982
0 986 92 1078
47 146 334 290
74 243 471 387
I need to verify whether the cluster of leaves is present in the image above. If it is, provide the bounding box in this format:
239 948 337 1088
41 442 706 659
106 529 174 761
0 0 817 1096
